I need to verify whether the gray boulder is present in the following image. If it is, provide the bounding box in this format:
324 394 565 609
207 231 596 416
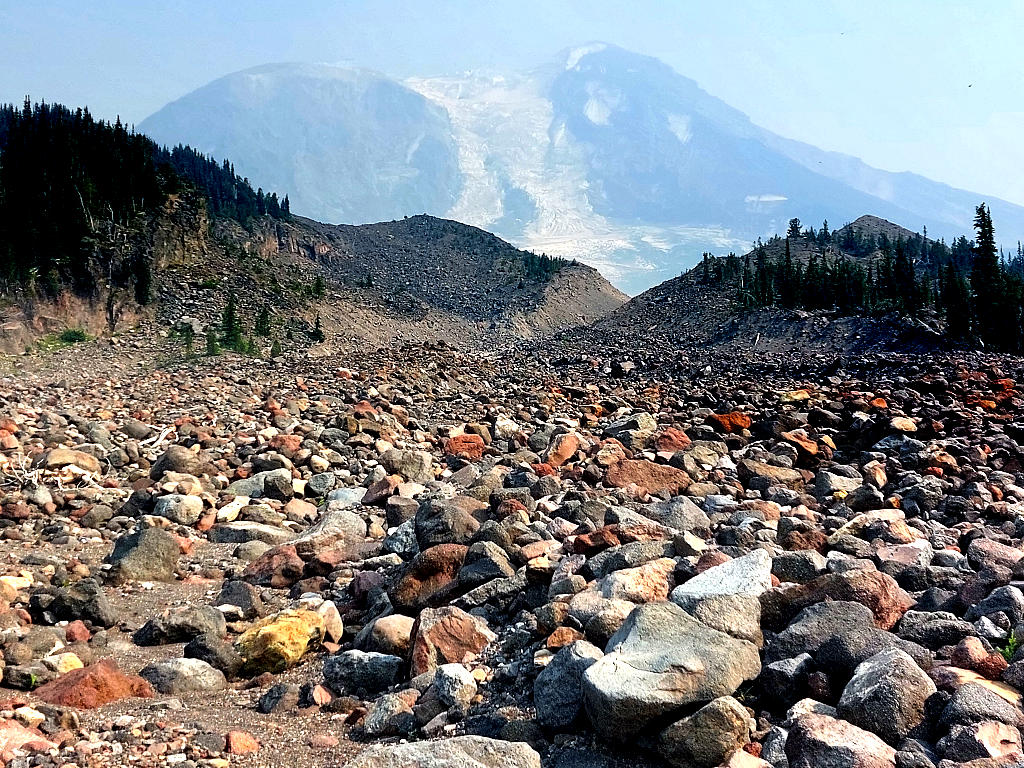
582 602 760 739
105 526 180 585
657 696 752 768
837 648 936 745
140 657 227 694
670 549 772 604
323 649 402 694
534 640 603 730
344 735 541 768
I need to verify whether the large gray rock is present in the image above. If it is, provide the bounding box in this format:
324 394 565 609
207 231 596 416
670 549 772 604
837 648 936 745
140 657 227 694
134 605 227 646
380 449 434 484
786 713 897 768
323 650 402 694
104 526 180 585
534 640 603 730
225 468 293 497
582 602 761 739
343 735 541 768
765 601 876 663
291 507 366 558
672 593 763 647
657 696 752 768
153 493 204 525
207 521 293 545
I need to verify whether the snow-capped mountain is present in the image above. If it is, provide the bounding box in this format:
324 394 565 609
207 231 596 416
140 45 1024 293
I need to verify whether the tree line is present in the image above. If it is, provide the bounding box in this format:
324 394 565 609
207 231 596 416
701 207 1024 351
0 99 289 298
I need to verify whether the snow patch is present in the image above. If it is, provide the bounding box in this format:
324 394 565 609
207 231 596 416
583 82 621 126
668 114 692 144
565 43 607 71
744 194 788 203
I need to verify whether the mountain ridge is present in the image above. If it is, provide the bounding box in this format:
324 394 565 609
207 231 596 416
140 44 1024 294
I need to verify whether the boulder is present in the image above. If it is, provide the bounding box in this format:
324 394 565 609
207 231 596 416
104 526 180 584
837 648 936 745
34 659 153 708
534 640 603 730
785 713 897 767
343 735 541 768
761 569 913 631
671 549 773 603
235 609 325 675
323 650 402 694
582 602 761 739
658 696 752 768
139 658 227 694
409 606 495 676
380 449 434 483
606 460 691 495
134 605 227 646
153 493 204 525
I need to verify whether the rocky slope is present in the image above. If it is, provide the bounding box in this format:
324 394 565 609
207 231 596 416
1 326 1024 768
0 200 625 357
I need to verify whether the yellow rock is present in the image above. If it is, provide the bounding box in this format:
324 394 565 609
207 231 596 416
235 609 325 674
780 389 812 403
42 652 84 674
890 416 917 433
13 706 45 729
0 575 32 593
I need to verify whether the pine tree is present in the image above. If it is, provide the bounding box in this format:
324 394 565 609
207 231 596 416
255 304 271 336
270 338 282 357
205 329 220 356
971 203 1002 346
221 292 244 351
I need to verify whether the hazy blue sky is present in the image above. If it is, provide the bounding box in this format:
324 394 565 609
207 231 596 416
3 1 1023 204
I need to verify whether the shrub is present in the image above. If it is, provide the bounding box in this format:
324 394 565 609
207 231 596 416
59 328 88 344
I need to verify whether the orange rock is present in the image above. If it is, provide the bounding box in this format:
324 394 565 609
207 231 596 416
545 433 581 467
655 428 691 452
546 626 585 649
0 719 56 762
225 730 260 754
409 606 496 676
707 412 751 434
445 433 486 460
33 660 153 709
606 459 690 495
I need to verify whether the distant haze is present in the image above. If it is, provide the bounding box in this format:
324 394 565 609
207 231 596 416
3 1 1023 208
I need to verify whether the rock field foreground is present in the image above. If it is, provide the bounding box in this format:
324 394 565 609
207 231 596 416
1 338 1024 767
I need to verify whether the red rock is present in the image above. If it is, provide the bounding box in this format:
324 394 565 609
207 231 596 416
0 719 56 762
310 732 339 748
34 659 153 709
707 412 752 434
695 550 732 574
605 459 690 495
269 434 303 457
390 544 468 611
951 636 1009 680
241 544 304 588
64 620 90 644
283 498 318 520
654 428 691 452
569 527 622 555
545 433 582 468
362 475 402 506
409 606 496 676
225 730 260 754
761 570 913 631
445 434 486 460
546 626 585 649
